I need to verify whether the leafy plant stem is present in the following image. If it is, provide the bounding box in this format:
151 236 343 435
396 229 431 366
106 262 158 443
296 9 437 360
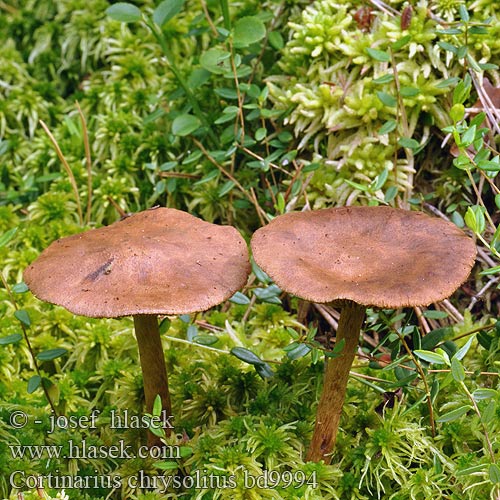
390 48 413 206
229 39 245 146
464 167 496 231
144 19 219 146
39 120 83 226
459 380 495 462
0 273 58 415
396 329 436 437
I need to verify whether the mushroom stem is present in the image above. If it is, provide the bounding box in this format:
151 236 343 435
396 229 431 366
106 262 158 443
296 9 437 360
306 300 365 463
133 314 172 447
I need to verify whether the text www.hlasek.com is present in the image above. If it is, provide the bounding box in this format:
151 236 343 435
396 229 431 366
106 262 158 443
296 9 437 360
9 440 177 460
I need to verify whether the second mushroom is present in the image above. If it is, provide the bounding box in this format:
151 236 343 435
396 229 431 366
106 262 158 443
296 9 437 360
251 206 476 463
24 207 250 445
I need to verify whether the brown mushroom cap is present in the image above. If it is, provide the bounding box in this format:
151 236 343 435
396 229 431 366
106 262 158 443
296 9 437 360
24 208 250 317
251 206 476 308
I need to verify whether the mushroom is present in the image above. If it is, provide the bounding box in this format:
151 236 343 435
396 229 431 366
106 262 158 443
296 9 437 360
24 207 250 445
250 206 476 463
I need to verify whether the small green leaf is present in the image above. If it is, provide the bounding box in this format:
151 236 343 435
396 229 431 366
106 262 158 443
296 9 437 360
450 103 465 123
436 77 460 89
12 282 29 293
472 388 497 401
489 464 500 484
159 317 171 335
379 119 397 134
482 399 496 423
218 180 235 198
27 375 41 394
0 227 17 248
153 0 185 26
0 334 22 345
14 310 31 327
372 168 389 191
302 162 320 173
325 338 346 358
454 335 475 361
233 16 266 48
372 74 394 84
377 91 397 107
345 179 368 191
384 186 398 203
464 206 485 235
255 128 267 141
231 347 264 366
422 310 448 319
480 264 500 276
458 4 470 22
171 114 201 136
106 3 142 22
268 32 284 50
200 48 230 74
153 394 162 417
252 260 271 283
460 124 477 147
436 405 471 422
37 348 68 361
391 35 411 50
154 461 179 471
477 159 500 172
366 48 390 62
414 350 446 364
254 362 274 379
193 334 219 346
421 328 450 349
456 45 468 59
438 41 458 54
400 86 420 97
398 137 420 149
186 324 197 341
286 343 311 360
0 140 10 156
451 357 465 381
437 28 463 35
253 285 282 304
229 291 250 305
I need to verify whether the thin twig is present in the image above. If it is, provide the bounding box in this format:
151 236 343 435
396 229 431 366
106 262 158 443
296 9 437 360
314 303 339 331
192 137 269 223
414 306 431 335
106 196 128 219
200 0 218 36
39 120 83 226
75 101 92 225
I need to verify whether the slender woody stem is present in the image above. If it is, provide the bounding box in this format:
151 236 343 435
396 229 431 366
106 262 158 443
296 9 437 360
133 314 172 446
307 300 365 463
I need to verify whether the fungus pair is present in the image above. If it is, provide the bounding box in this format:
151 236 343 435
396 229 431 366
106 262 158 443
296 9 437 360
25 206 476 461
24 208 250 445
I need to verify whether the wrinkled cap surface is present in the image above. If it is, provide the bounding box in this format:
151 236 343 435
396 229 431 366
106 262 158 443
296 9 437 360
251 206 476 308
24 208 250 317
